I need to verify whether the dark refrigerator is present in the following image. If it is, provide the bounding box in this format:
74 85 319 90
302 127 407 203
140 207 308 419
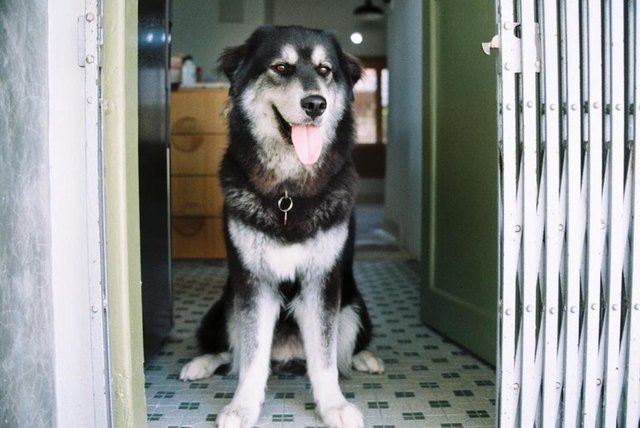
138 0 173 359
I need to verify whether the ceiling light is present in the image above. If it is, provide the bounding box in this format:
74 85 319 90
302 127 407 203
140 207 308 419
353 0 384 21
350 32 363 45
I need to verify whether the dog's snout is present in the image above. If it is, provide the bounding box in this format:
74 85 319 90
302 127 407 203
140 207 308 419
301 95 327 119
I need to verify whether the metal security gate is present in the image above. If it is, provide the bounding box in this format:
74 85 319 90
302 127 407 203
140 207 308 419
494 0 640 426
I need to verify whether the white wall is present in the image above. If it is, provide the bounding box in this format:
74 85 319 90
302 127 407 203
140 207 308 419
384 0 422 259
270 0 386 57
171 0 266 80
171 0 387 81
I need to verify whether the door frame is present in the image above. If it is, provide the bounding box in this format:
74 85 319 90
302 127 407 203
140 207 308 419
101 0 148 425
49 0 147 425
47 0 113 425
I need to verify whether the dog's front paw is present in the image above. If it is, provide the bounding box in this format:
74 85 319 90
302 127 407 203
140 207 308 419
217 403 260 428
319 401 364 428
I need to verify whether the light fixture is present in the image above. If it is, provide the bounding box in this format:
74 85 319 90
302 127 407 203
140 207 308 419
353 0 384 21
350 32 363 45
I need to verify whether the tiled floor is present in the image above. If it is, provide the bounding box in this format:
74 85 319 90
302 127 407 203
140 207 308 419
144 254 497 427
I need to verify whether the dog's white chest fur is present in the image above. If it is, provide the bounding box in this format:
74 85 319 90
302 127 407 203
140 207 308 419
228 218 348 282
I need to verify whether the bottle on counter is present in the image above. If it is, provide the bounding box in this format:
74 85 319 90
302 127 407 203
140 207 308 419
181 55 197 87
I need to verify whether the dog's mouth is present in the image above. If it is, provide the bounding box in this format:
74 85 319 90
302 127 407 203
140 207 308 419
273 106 293 144
272 105 323 166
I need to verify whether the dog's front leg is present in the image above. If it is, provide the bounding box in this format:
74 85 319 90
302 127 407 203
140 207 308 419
218 285 280 428
295 275 364 428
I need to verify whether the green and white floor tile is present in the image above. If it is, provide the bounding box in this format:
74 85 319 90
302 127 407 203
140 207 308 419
144 257 496 427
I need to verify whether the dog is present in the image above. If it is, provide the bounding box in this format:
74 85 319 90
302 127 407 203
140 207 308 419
179 25 384 428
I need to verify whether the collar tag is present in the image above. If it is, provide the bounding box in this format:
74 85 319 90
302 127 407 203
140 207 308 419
278 191 293 226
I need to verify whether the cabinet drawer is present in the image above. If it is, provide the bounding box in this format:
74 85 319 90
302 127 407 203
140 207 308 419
171 134 227 175
172 216 226 259
171 89 228 134
171 176 223 216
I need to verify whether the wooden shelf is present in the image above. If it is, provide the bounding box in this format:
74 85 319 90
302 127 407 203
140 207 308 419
170 88 228 259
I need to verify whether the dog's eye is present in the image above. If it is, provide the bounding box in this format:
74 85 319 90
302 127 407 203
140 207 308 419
317 65 332 77
271 63 293 75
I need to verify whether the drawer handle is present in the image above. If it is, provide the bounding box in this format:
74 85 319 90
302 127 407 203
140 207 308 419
172 217 206 236
173 135 205 153
173 116 201 134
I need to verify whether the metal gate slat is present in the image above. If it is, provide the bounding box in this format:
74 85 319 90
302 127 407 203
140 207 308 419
554 156 569 423
619 155 633 425
625 2 640 425
512 161 525 422
602 0 626 424
520 0 542 424
531 167 547 423
583 0 605 425
561 1 585 425
540 0 562 424
497 0 521 423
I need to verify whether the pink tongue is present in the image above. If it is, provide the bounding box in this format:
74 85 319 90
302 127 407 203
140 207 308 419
291 125 323 165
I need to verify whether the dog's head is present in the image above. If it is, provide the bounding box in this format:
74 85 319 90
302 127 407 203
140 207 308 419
220 26 362 167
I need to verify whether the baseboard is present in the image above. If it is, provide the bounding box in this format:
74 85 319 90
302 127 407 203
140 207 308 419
383 217 400 241
356 192 385 205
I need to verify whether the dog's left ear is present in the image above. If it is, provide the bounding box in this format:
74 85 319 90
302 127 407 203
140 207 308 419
342 53 363 101
218 44 246 96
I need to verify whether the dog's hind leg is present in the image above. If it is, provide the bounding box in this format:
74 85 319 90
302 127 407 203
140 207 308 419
335 305 385 375
217 285 281 428
352 350 385 374
337 253 385 375
180 290 233 381
179 352 232 381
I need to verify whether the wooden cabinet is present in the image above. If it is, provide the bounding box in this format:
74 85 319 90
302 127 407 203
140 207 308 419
170 88 228 258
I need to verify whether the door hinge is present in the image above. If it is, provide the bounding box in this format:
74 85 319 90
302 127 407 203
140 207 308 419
77 12 102 68
483 22 541 74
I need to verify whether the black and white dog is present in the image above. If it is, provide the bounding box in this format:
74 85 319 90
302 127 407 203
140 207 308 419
180 25 384 428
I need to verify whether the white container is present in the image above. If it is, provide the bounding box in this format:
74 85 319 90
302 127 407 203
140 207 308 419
181 56 196 87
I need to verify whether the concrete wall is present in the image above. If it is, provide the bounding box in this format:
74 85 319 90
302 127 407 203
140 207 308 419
384 0 422 259
0 2 55 426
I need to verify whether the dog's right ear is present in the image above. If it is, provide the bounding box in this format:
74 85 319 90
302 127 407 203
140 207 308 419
218 44 246 96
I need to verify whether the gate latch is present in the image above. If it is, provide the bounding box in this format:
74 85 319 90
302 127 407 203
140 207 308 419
482 23 541 74
482 34 501 56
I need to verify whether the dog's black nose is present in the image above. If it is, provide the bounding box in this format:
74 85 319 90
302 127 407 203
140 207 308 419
301 95 327 119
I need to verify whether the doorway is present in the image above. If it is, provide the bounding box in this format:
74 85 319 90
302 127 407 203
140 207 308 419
141 0 499 426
